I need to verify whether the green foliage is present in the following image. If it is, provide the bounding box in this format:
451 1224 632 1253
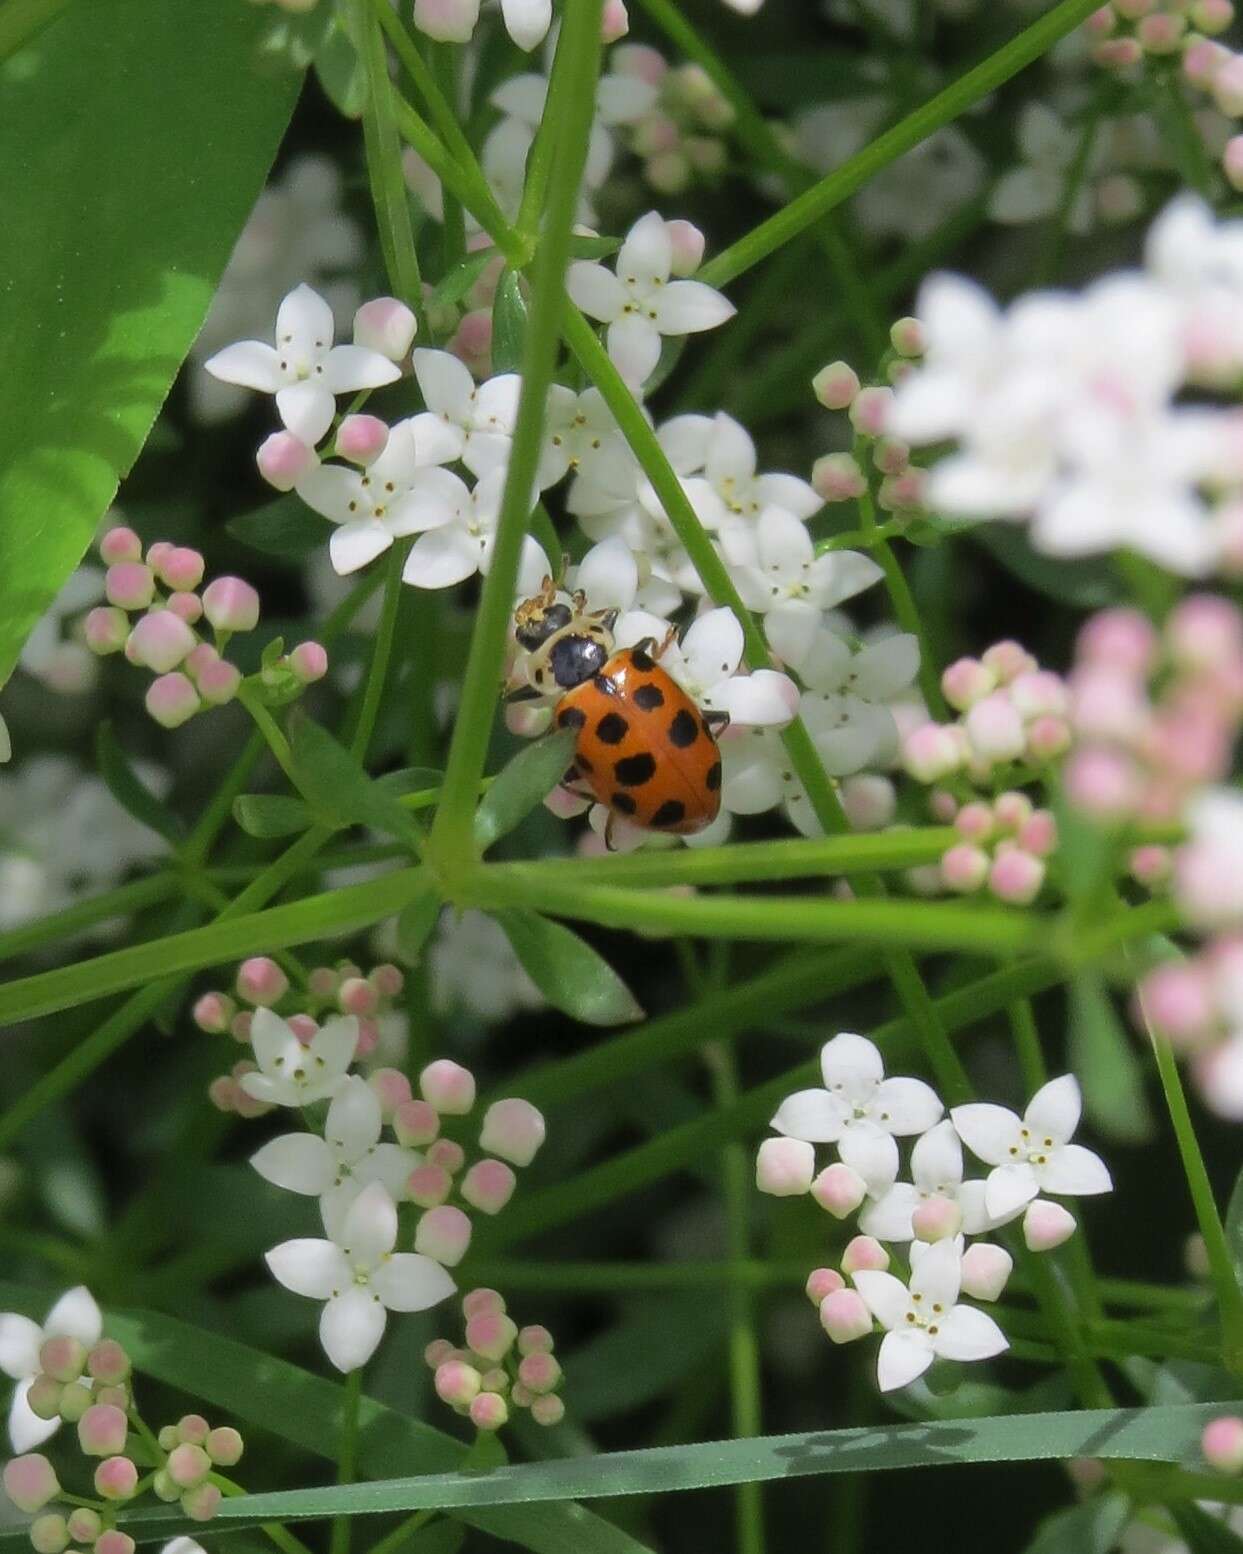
95 723 183 846
474 729 577 852
495 907 644 1027
228 497 334 561
288 713 424 850
491 271 530 375
233 794 315 839
1069 973 1155 1145
1021 1494 1131 1554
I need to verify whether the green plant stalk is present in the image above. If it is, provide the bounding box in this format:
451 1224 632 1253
698 0 1105 289
213 1474 317 1554
1032 105 1102 287
238 685 315 804
355 0 428 339
429 0 604 869
347 540 411 761
182 730 266 866
433 46 467 269
332 1368 364 1554
0 873 178 963
366 1509 438 1554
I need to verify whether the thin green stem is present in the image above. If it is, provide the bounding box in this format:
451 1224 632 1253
331 1368 363 1554
1007 998 1047 1095
0 873 178 962
432 48 466 268
429 0 604 869
213 1474 318 1554
366 1510 438 1554
348 541 410 761
1031 105 1102 287
183 731 266 864
238 685 312 803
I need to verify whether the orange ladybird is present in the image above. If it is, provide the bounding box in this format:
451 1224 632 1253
513 581 728 842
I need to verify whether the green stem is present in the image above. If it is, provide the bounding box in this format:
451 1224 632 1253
348 541 410 761
238 685 312 803
213 1474 318 1554
182 731 266 865
366 1510 438 1554
428 0 604 869
1031 104 1102 287
331 1368 363 1554
432 48 465 268
0 872 178 962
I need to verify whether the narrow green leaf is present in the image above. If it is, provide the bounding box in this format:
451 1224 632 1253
491 270 529 375
0 0 301 686
396 887 442 965
314 12 367 119
1225 1166 1243 1294
0 0 70 59
227 496 333 561
474 729 577 852
1022 1494 1130 1554
1171 1503 1243 1554
568 1292 729 1422
494 907 643 1027
95 724 183 846
375 767 445 798
568 234 622 260
288 713 424 851
233 794 314 840
1069 973 1155 1145
429 249 498 310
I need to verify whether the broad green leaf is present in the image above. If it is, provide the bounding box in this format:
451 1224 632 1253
474 729 576 851
492 270 530 375
396 888 443 965
1069 972 1155 1145
233 793 314 840
288 713 424 851
0 0 70 59
1171 1503 1243 1554
228 496 333 561
0 0 301 687
95 724 183 847
494 907 643 1027
1022 1494 1130 1554
314 12 366 119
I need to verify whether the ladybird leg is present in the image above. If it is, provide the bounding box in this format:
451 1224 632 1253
570 588 587 613
704 709 731 734
508 684 543 703
656 624 678 660
593 607 620 632
632 636 658 659
604 809 620 852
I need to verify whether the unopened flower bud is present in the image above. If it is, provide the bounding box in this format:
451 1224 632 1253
66 1512 100 1545
39 1336 85 1384
911 1195 962 1242
755 1137 814 1196
1017 811 1057 857
1064 747 1140 820
469 1391 509 1430
902 722 963 783
394 1098 440 1147
435 1359 481 1407
94 1385 129 1412
100 526 143 565
965 692 1026 764
989 849 1045 906
78 1403 128 1457
530 1393 565 1426
665 219 705 276
809 1162 867 1218
1203 1415 1243 1474
461 1159 517 1215
256 430 318 491
820 1289 872 1344
105 562 155 611
288 1013 319 1043
57 1382 91 1423
420 1058 476 1115
205 1426 243 1467
370 1068 411 1120
1137 11 1185 50
1026 714 1071 761
408 1164 452 1208
1093 36 1143 67
466 1312 518 1363
848 386 893 436
354 299 418 362
517 1352 561 1395
84 606 130 655
127 610 197 674
26 1374 62 1420
1023 1198 1076 1252
812 360 860 410
157 547 205 592
941 844 989 894
288 641 328 684
872 436 909 477
1224 136 1243 193
176 1414 209 1445
601 0 629 40
1138 962 1213 1044
29 1515 69 1554
167 1443 210 1488
96 1531 134 1554
197 658 241 706
805 1268 845 1305
424 1339 455 1370
959 1243 1012 1302
841 1236 889 1275
230 1011 253 1044
518 1325 554 1356
94 1456 138 1502
236 957 289 1008
1193 0 1234 31
1077 607 1157 674
202 577 260 633
479 1097 545 1165
146 672 200 729
463 1288 506 1320
152 1470 179 1503
181 1482 222 1522
427 1138 465 1175
337 977 378 1019
415 1205 472 1266
889 316 924 357
992 791 1032 831
811 452 867 502
4 1456 60 1514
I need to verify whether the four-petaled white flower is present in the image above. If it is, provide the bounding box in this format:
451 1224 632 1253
409 350 520 478
240 1008 359 1109
859 1120 1000 1242
771 1032 944 1191
205 284 400 446
539 386 632 491
567 212 736 389
266 1182 455 1373
853 1238 1008 1392
0 1287 102 1451
776 624 918 778
250 1075 419 1229
951 1075 1112 1223
400 468 550 594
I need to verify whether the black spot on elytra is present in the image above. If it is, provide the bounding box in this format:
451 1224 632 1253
633 682 665 711
558 705 587 730
668 709 699 748
629 647 655 671
612 792 637 815
706 760 722 792
596 712 629 745
577 754 594 772
651 799 686 828
614 752 657 787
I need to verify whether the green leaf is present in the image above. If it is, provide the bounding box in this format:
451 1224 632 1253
288 713 424 851
494 907 643 1027
375 767 445 799
474 729 576 852
228 495 334 560
0 0 71 60
491 270 529 375
1069 972 1155 1145
429 249 498 311
1022 1494 1130 1554
568 234 622 260
568 1292 729 1422
233 794 314 839
395 885 442 965
1226 1165 1243 1294
94 724 183 847
0 0 301 687
313 12 366 119
1170 1503 1243 1554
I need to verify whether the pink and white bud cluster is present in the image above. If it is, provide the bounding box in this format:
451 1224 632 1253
207 1059 274 1119
1064 598 1243 828
934 790 1057 907
612 45 731 196
1134 937 1243 1120
809 328 928 515
150 1413 241 1521
426 1290 565 1432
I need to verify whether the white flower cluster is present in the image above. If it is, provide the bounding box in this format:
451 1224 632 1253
0 1289 102 1453
890 196 1243 578
758 1033 1112 1392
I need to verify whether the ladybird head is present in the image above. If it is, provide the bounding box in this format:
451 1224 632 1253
514 598 573 652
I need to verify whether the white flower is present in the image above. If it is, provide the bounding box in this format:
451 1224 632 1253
400 468 550 593
266 1182 454 1372
409 350 520 478
250 1075 418 1227
776 624 918 777
860 1120 999 1241
20 567 105 695
990 105 1096 233
951 1074 1112 1223
0 1287 102 1450
1146 194 1243 386
567 211 735 389
568 536 683 626
853 1239 1008 1391
771 1031 943 1191
500 0 552 51
539 386 632 491
857 129 985 242
1175 789 1243 930
240 1009 359 1109
205 284 400 445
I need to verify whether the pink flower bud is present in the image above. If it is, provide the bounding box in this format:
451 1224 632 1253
1064 746 1140 820
197 658 241 705
811 452 867 502
67 1511 100 1544
236 957 289 1008
466 1312 518 1362
180 1482 221 1522
812 360 860 410
256 431 318 492
230 1010 254 1044
1017 811 1058 857
805 1267 845 1305
29 1515 69 1554
39 1336 85 1384
1216 55 1243 113
78 1403 128 1457
420 1058 476 1115
479 1097 545 1165
469 1391 509 1430
95 1531 134 1554
408 1164 452 1208
435 1359 481 1406
819 1289 872 1344
86 1341 130 1387
1076 607 1157 674
415 1205 472 1266
174 1414 207 1445
848 385 892 436
1009 670 1068 722
872 437 909 478
841 1236 889 1275
331 416 388 470
370 963 404 998
157 547 205 592
205 1426 243 1467
127 610 197 673
941 844 989 894
167 1443 210 1488
463 1288 506 1320
889 316 924 357
515 1353 561 1397
94 1456 138 1501
288 641 329 685
1167 594 1243 671
510 1382 534 1408
1224 136 1243 194
167 591 204 625
1137 11 1185 51
903 722 963 783
208 1077 238 1111
84 606 130 655
809 1162 867 1218
755 1137 814 1196
981 640 1036 684
518 1325 554 1356
202 577 260 633
1185 36 1227 88
992 791 1032 831
424 1339 456 1370
614 42 667 84
665 219 705 277
878 468 928 512
965 692 1026 764
428 1138 465 1175
1023 1198 1076 1252
461 1159 518 1215
146 540 174 571
1203 1415 1243 1473
394 1098 440 1147
1093 36 1143 67
100 526 142 565
600 0 630 39
989 849 1045 905
354 299 418 362
531 1393 565 1426
1129 844 1172 888
960 1243 1013 1302
369 1069 411 1121
646 149 692 194
954 802 994 843
145 672 200 729
105 561 155 611
1193 0 1234 33
1137 961 1214 1045
911 1195 962 1242
336 976 377 1018
1026 714 1071 761
4 1456 60 1514
929 789 959 823
1084 3 1114 33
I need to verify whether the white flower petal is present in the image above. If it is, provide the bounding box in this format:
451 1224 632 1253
321 345 401 394
932 1304 1008 1363
769 1087 849 1143
44 1286 102 1347
763 602 820 665
658 414 715 474
297 467 365 524
853 635 920 700
278 284 335 354
370 1253 456 1312
576 537 638 611
359 1142 420 1199
876 1330 934 1392
1024 1074 1081 1144
276 381 336 446
618 211 673 290
0 1315 42 1381
652 279 736 335
320 1288 386 1373
910 1120 963 1192
909 1238 961 1307
251 1134 337 1196
838 1120 899 1194
412 348 474 418
409 411 466 467
567 262 628 323
330 521 394 576
984 1162 1040 1221
311 1015 360 1082
713 670 799 728
951 1102 1023 1167
1039 1144 1113 1197
342 1181 397 1268
203 340 282 392
812 550 885 611
820 1031 883 1096
266 1238 351 1299
327 1076 383 1164
681 608 744 690
606 315 662 388
858 1182 920 1242
851 1269 908 1331
873 1077 944 1136
500 0 551 48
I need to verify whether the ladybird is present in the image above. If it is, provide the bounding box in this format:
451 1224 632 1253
513 581 729 845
